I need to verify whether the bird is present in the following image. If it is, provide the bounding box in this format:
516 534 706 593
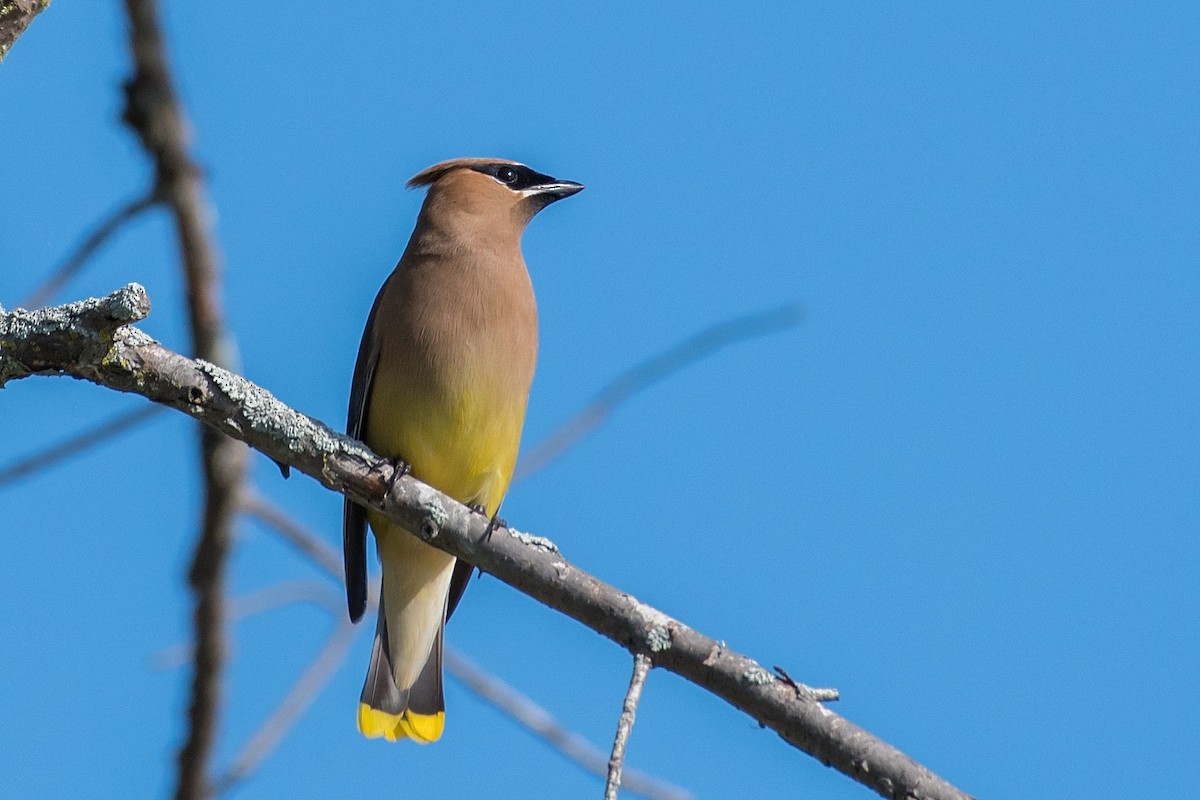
343 158 583 743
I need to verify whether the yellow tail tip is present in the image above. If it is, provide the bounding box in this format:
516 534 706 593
357 703 444 744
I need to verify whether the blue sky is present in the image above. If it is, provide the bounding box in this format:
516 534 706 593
2 3 1198 798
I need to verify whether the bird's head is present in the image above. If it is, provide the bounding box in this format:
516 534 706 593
408 158 584 231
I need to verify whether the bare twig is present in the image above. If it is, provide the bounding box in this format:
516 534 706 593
210 619 360 797
227 497 380 795
0 0 48 62
445 647 690 800
121 1 247 796
240 493 686 797
1 189 165 490
230 580 343 619
605 653 653 800
240 492 344 580
154 581 344 671
0 286 973 800
0 404 165 488
21 190 162 309
516 305 802 480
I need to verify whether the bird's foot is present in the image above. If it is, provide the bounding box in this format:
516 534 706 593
773 665 803 698
471 504 507 540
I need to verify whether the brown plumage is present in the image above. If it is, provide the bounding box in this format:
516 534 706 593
343 158 582 742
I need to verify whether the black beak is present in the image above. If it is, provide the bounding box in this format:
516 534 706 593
532 179 585 202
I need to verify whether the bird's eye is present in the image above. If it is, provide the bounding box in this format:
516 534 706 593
496 166 519 185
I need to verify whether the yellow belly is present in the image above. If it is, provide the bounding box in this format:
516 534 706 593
366 381 524 518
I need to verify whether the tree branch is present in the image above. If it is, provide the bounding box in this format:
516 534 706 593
445 646 689 800
209 618 359 797
0 404 165 488
153 582 344 671
121 2 247 795
21 189 162 309
516 305 802 480
606 653 653 800
0 0 48 62
239 491 345 580
0 286 973 800
240 492 688 799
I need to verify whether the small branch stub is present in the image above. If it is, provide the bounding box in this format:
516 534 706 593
0 283 151 385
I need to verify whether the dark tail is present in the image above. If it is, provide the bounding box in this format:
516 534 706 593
357 593 445 743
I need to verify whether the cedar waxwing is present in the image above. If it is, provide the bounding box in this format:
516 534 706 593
343 158 583 743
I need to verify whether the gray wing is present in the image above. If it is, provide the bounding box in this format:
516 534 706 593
343 284 386 624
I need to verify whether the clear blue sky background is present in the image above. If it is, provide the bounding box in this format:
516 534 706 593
2 3 1197 798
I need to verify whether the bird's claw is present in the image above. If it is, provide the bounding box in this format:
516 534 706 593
471 504 507 540
773 665 803 698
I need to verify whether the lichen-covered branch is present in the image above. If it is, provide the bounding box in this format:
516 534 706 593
0 0 48 62
0 286 973 800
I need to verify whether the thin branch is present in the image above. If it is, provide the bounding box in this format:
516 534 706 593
121 2 247 796
0 286 973 800
606 653 653 800
0 403 165 488
240 492 344 581
230 580 343 620
122 12 232 363
209 619 360 797
21 190 162 309
154 581 344 671
445 647 690 800
0 0 48 62
516 305 802 480
239 494 686 797
226 497 381 795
